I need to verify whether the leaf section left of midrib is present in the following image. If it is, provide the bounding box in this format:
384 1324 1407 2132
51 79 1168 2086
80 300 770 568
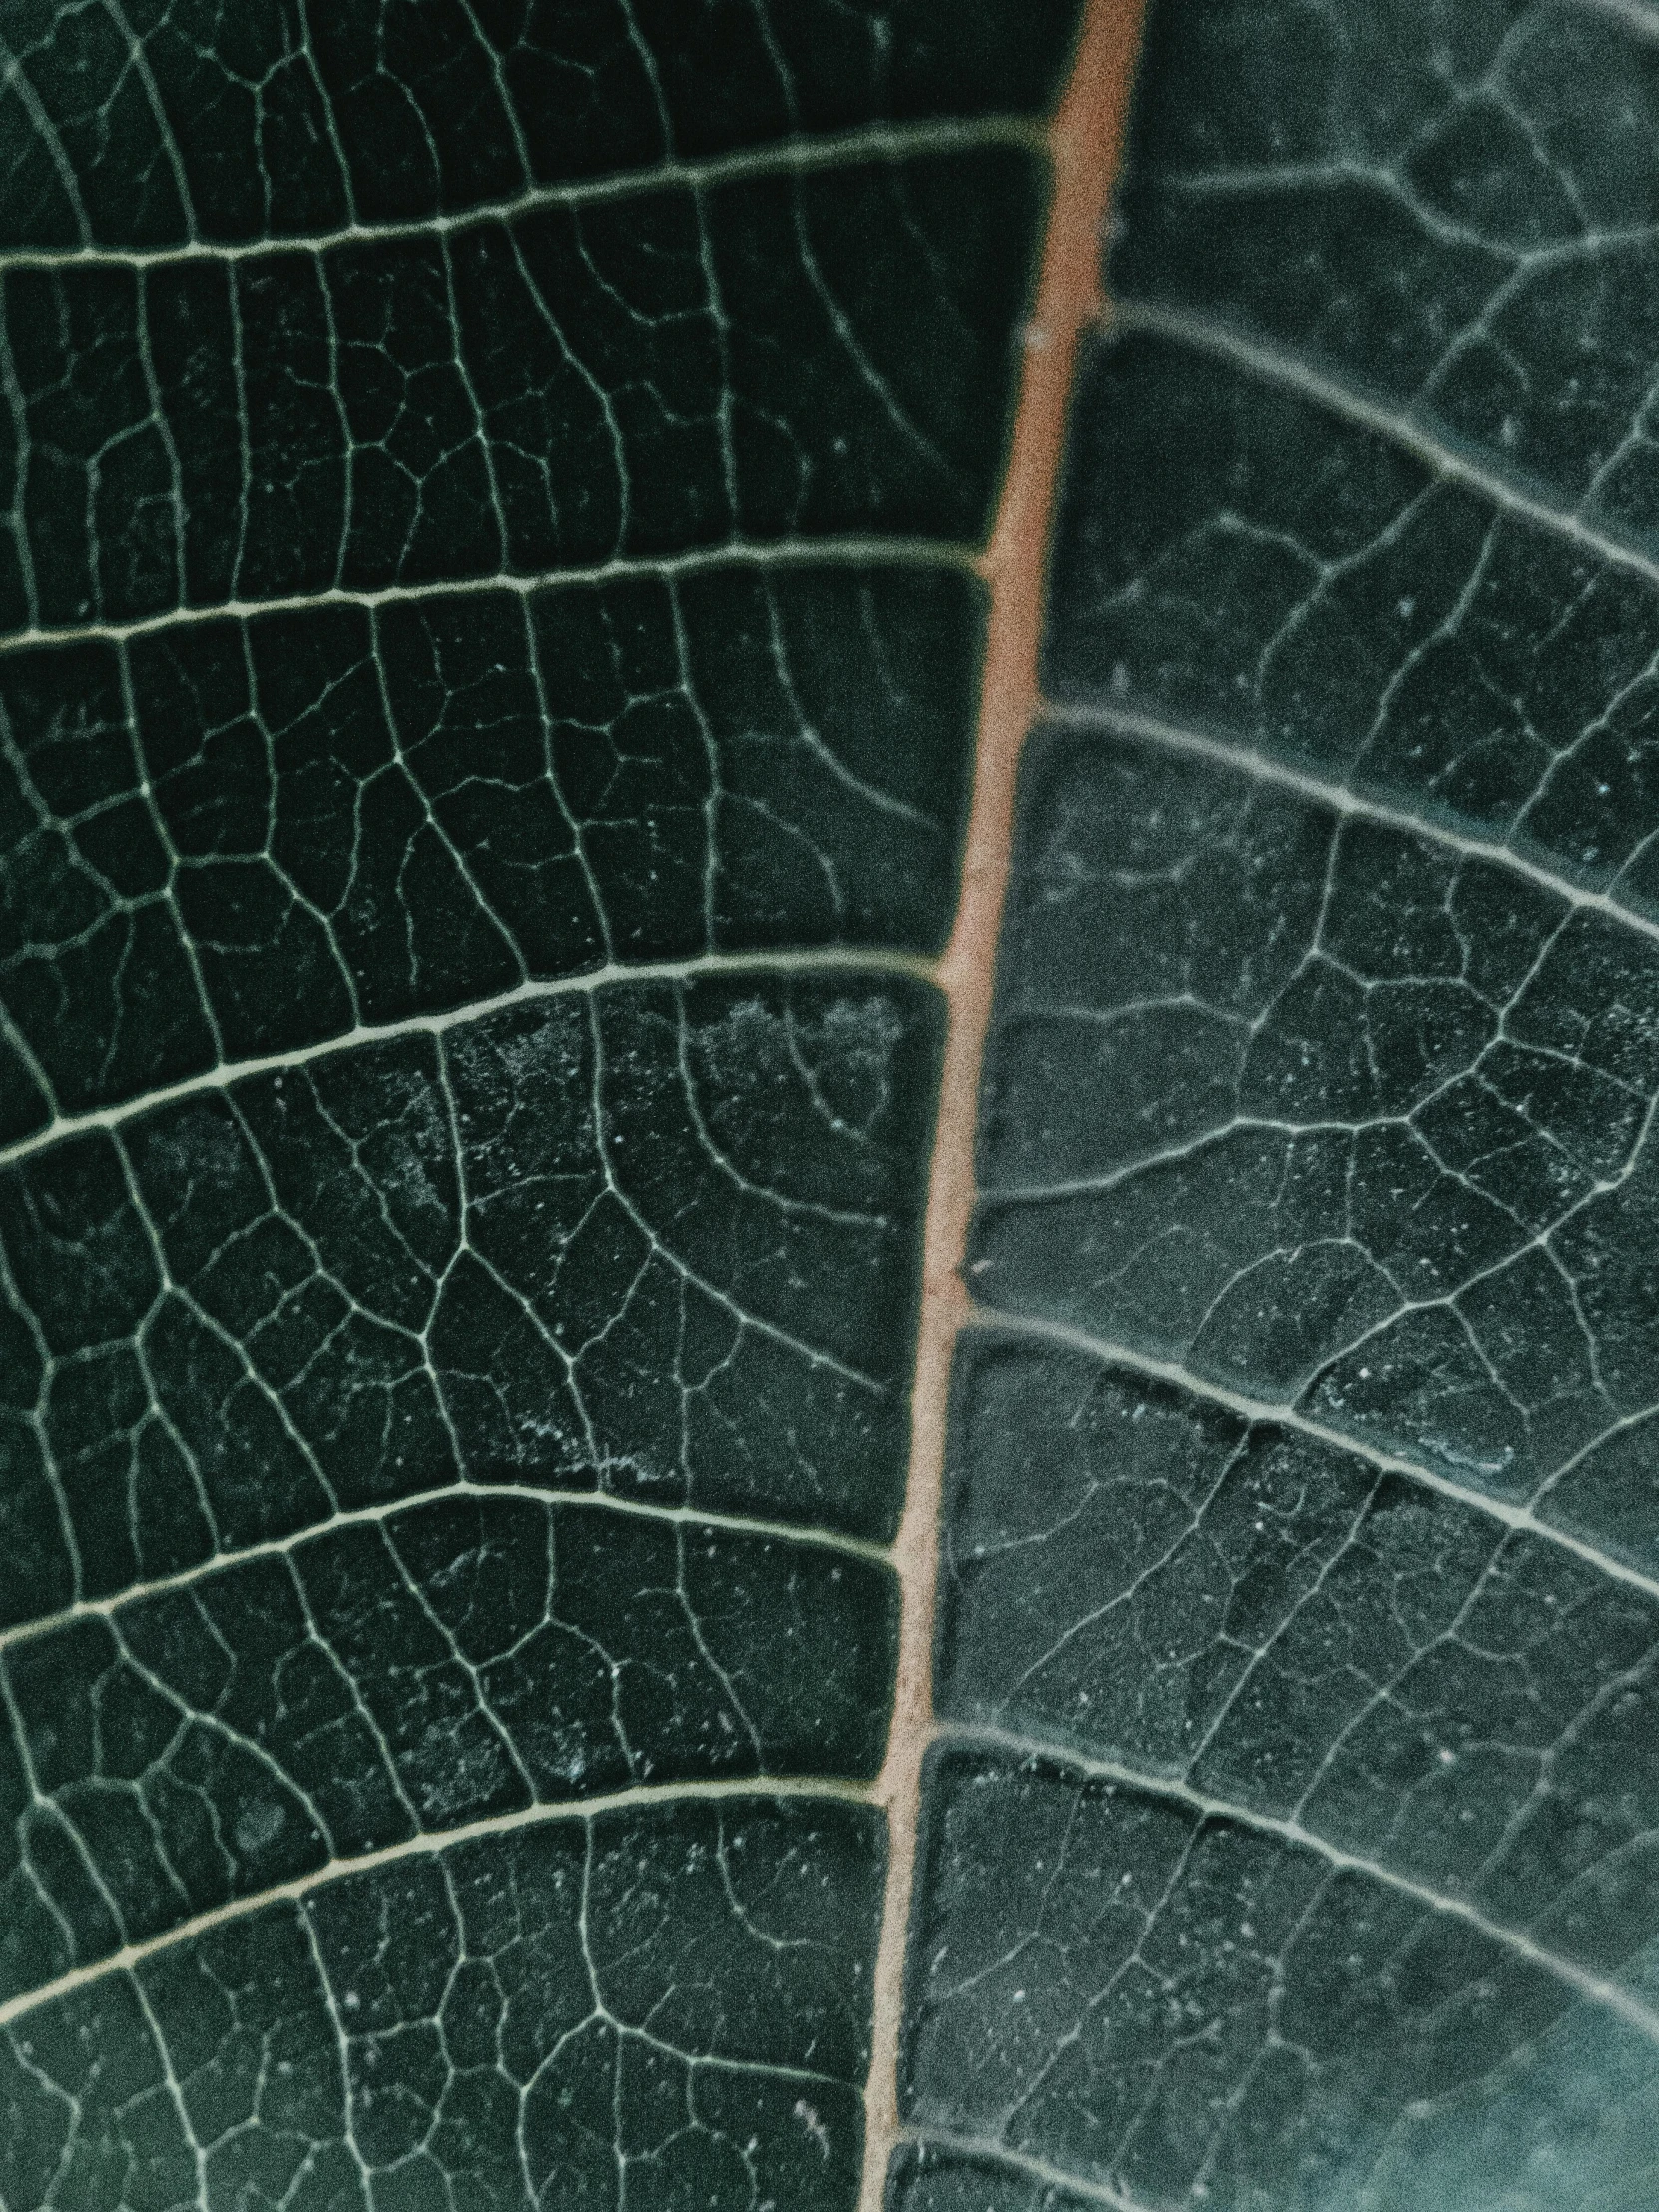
0 971 938 1624
0 1487 896 2012
0 564 978 1146
0 151 1038 630
0 1800 887 2212
0 0 1082 252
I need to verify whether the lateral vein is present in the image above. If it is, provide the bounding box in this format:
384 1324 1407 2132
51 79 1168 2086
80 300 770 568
966 1307 1659 1608
897 2129 1157 2212
1113 298 1659 596
936 1720 1659 2046
0 538 975 655
0 115 1046 273
0 948 936 1174
0 1774 873 2032
1045 702 1659 950
0 1479 892 1657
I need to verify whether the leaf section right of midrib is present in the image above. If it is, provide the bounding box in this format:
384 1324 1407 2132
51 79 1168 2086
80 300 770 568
1069 0 1659 919
1024 0 1659 1593
906 1324 1659 2210
902 4 1659 2210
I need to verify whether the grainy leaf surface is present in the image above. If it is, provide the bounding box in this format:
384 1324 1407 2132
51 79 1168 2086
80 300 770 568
0 4 1083 2205
897 4 1659 2210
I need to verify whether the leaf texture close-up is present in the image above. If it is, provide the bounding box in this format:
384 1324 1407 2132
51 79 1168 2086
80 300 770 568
5 2 1659 2210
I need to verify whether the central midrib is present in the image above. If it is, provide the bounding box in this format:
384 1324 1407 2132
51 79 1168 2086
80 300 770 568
853 6 1151 2210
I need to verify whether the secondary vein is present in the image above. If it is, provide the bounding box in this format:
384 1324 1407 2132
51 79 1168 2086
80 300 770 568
935 1719 1659 2046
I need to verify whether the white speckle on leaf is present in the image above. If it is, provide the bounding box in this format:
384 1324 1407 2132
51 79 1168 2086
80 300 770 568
793 2099 830 2159
234 1799 285 1854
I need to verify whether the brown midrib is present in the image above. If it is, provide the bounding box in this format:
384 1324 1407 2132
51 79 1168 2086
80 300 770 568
854 3 1151 2208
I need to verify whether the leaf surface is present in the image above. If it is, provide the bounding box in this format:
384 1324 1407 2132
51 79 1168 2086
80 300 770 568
898 4 1659 2210
0 5 1083 2205
17 3 1655 2208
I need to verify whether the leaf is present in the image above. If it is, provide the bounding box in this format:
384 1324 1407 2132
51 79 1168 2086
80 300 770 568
896 3 1659 2210
26 4 1650 2209
0 5 1088 2205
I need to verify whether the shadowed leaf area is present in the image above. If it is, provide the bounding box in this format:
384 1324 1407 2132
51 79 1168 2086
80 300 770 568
0 2 1085 2205
898 3 1659 2210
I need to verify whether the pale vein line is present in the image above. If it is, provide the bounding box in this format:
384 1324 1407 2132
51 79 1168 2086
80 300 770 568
0 1774 871 2032
897 2129 1154 2212
1156 162 1639 263
1568 0 1659 44
0 946 936 1174
935 1721 1659 2046
0 536 975 655
1043 704 1659 949
0 114 1046 273
967 1308 1659 1607
0 1479 891 1658
1113 299 1659 596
